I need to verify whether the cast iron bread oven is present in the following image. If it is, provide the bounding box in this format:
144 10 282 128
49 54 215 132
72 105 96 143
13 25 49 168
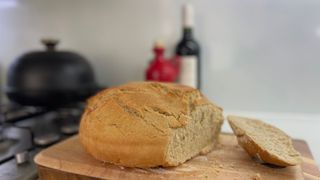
6 39 98 107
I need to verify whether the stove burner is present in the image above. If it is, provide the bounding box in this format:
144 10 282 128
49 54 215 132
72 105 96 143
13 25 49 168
0 103 85 179
34 134 61 146
0 105 46 123
0 126 32 164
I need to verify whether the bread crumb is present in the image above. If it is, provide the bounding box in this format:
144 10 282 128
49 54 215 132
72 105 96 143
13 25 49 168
134 168 148 173
193 155 208 161
252 173 261 180
147 167 168 174
229 163 235 169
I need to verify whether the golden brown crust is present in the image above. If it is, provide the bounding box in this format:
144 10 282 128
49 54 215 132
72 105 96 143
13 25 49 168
227 115 301 167
79 82 222 167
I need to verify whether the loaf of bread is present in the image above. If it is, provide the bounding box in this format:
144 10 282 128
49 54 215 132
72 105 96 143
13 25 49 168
227 115 301 166
79 82 224 168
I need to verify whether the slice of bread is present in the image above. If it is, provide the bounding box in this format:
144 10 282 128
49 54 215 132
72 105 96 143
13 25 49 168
79 82 224 168
227 115 301 167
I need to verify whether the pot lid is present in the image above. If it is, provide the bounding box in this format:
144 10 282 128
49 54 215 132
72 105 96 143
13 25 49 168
6 38 96 91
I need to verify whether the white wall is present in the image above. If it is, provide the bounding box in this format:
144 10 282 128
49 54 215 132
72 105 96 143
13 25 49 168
0 0 320 114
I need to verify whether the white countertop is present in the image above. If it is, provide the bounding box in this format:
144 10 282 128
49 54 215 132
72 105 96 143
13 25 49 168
222 110 320 165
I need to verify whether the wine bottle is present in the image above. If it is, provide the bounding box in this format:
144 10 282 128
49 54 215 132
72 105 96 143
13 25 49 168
176 3 201 89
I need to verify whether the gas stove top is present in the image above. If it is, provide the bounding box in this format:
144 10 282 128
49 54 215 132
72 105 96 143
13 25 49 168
0 103 85 180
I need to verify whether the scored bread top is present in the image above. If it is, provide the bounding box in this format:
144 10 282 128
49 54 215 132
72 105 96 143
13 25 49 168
85 82 216 129
227 115 301 166
79 82 222 167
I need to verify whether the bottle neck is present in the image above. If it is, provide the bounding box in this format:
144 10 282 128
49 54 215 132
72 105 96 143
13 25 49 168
182 27 193 40
154 47 165 62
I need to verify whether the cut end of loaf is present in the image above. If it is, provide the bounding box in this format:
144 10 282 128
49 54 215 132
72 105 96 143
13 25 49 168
165 105 223 166
227 115 301 167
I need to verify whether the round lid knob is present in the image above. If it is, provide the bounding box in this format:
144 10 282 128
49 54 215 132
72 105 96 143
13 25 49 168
41 38 59 51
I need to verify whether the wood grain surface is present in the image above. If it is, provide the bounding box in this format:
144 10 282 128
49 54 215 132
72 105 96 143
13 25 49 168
34 133 320 180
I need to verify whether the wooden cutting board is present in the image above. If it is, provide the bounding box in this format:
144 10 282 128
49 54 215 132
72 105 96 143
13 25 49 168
34 133 320 180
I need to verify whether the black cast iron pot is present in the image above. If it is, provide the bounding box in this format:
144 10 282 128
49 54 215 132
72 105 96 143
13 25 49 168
6 39 98 107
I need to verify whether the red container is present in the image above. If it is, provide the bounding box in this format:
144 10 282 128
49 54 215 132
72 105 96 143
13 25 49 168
145 42 178 82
